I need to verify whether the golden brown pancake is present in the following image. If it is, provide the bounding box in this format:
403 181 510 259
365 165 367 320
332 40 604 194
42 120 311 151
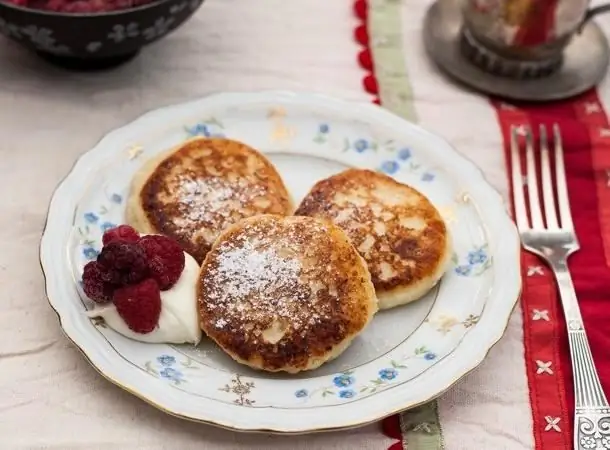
126 137 293 264
197 215 378 373
295 169 451 310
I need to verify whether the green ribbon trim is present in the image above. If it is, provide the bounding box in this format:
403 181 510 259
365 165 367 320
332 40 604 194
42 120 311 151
368 1 443 449
369 0 417 122
399 402 445 450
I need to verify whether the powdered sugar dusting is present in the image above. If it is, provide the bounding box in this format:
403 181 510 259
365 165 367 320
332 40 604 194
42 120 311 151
180 178 233 214
200 218 336 336
213 244 301 300
214 317 228 329
175 176 266 229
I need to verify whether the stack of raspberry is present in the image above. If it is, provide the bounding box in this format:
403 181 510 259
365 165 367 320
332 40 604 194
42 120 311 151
82 225 185 333
5 0 155 13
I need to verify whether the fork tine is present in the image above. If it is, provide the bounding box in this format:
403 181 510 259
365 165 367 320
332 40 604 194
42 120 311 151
553 124 574 230
510 126 529 230
525 126 544 229
539 125 559 229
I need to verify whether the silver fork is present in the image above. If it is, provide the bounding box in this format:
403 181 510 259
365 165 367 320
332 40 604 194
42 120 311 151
510 124 610 450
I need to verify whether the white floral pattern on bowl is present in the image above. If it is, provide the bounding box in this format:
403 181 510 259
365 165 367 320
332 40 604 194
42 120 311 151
0 0 203 62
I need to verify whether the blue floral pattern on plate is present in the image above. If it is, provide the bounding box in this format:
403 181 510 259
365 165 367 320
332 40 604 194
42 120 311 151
78 190 125 261
294 346 441 401
313 123 330 143
378 368 398 381
332 374 355 388
294 389 308 398
157 355 176 367
185 117 226 138
144 355 198 386
77 116 492 401
453 244 491 277
100 221 116 232
338 389 356 399
69 103 497 412
160 367 184 383
311 123 437 183
84 212 99 224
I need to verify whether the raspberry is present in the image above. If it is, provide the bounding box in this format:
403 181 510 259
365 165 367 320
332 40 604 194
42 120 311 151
60 1 93 11
113 278 161 333
97 241 149 286
45 0 66 9
102 225 140 246
82 261 113 303
139 235 185 291
113 0 135 8
10 0 156 12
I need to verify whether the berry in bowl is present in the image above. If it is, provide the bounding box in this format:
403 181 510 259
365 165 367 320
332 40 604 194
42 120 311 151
0 0 205 70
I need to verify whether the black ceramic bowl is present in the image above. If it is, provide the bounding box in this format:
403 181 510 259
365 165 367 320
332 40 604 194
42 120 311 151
0 0 204 70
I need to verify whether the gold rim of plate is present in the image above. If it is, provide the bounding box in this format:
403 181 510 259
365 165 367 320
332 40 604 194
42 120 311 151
39 90 522 434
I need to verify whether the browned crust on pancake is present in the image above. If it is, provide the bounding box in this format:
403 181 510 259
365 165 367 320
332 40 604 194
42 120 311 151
295 168 448 292
137 138 292 264
197 215 376 372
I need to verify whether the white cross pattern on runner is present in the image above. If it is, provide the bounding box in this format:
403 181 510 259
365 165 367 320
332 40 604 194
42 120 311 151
584 102 601 114
536 360 554 375
411 422 433 434
514 124 528 136
527 266 544 276
544 416 561 432
600 128 610 137
532 309 550 321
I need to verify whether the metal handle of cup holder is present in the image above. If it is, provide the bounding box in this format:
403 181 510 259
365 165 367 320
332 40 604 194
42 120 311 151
580 4 610 32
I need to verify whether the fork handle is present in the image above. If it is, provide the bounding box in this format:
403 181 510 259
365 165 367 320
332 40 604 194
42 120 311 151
551 262 610 449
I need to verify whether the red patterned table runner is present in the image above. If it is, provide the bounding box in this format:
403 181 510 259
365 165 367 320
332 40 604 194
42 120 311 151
353 1 610 448
494 92 610 448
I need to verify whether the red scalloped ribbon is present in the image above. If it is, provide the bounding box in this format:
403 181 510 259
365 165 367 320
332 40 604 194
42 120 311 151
354 0 379 103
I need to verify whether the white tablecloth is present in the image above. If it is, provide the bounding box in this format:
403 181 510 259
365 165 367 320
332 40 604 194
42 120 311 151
0 1 397 448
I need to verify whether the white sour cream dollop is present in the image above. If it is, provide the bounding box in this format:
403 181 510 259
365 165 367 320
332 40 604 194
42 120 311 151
86 251 202 345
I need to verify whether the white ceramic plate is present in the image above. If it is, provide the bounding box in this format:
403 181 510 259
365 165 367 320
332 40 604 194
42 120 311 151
40 91 521 433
